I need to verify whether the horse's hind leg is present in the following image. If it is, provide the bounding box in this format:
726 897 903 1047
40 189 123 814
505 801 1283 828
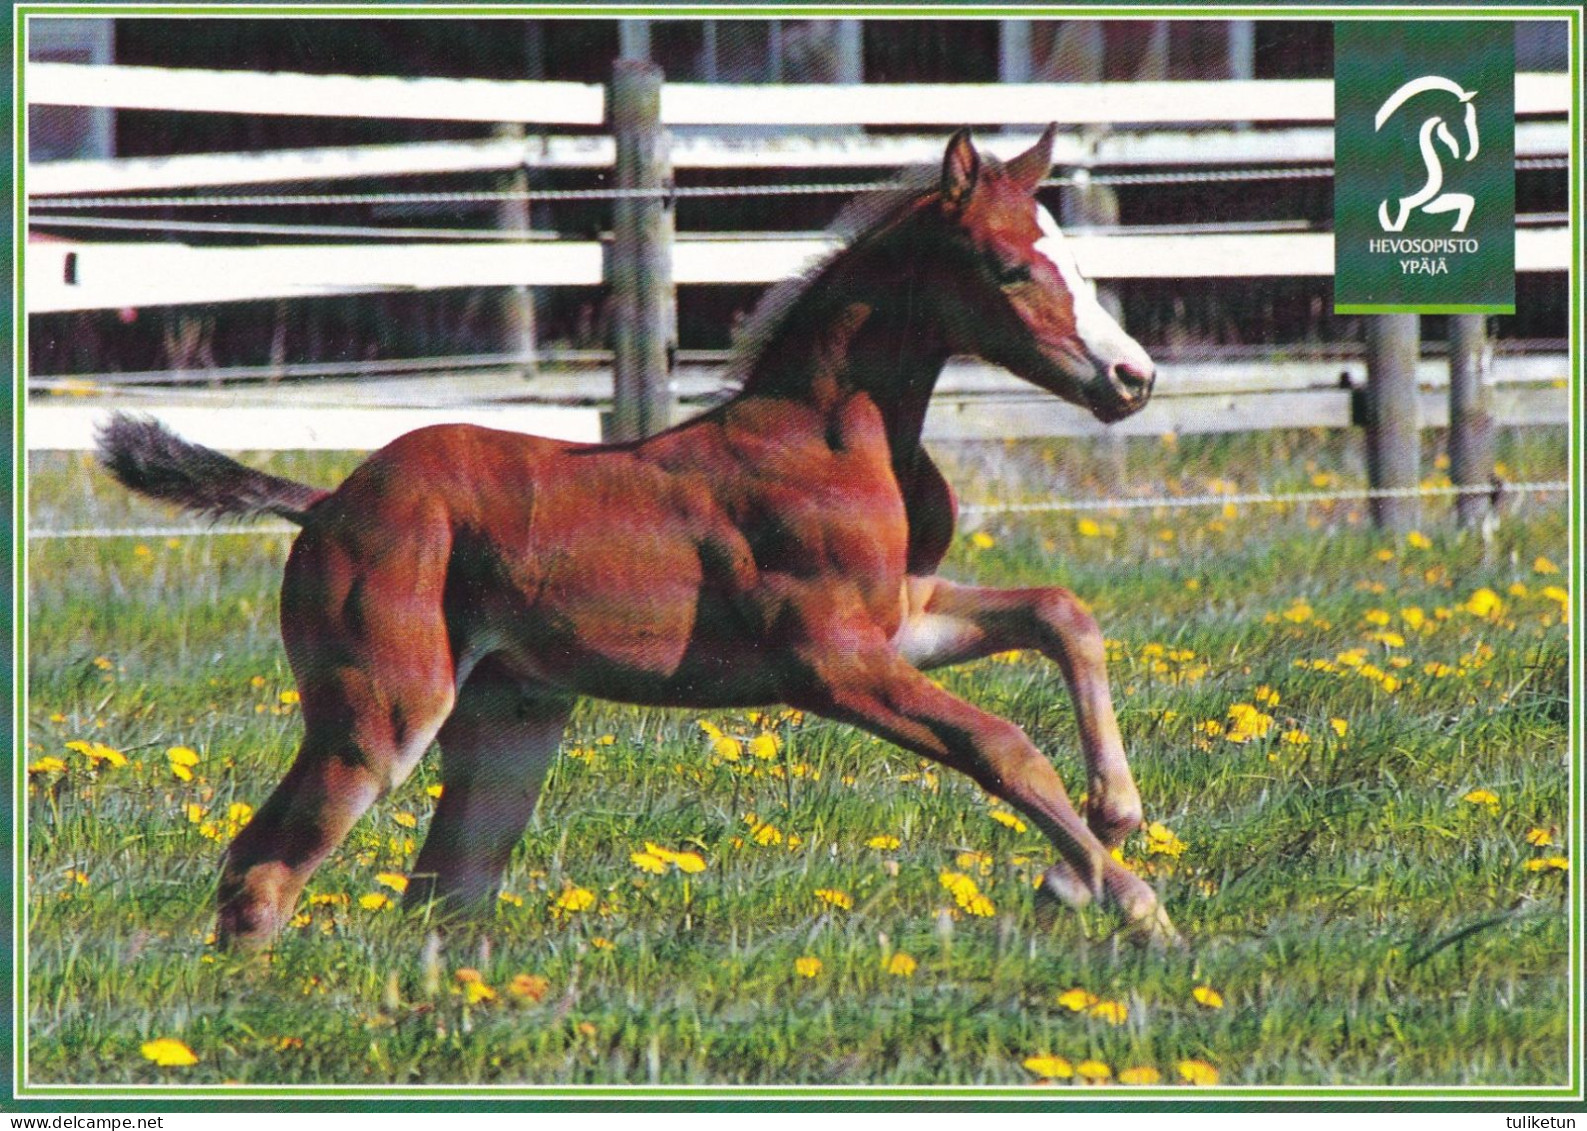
894 577 1143 849
405 659 573 916
217 524 456 949
216 664 453 947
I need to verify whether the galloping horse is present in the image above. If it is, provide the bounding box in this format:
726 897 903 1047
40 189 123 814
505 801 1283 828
100 126 1180 950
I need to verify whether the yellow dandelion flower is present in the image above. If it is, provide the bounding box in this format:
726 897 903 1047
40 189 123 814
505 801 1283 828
1193 985 1225 1009
866 835 901 851
358 893 392 911
498 891 524 907
1119 1066 1162 1085
1533 556 1559 575
426 784 444 798
1524 856 1569 872
1178 1059 1220 1086
166 746 200 767
970 531 996 550
374 872 408 894
391 811 418 829
67 740 127 768
711 735 743 761
508 973 550 1002
1023 1054 1074 1079
140 1038 198 1067
815 888 853 911
955 850 994 874
989 809 1028 833
1089 1000 1128 1025
1076 1059 1112 1082
1462 588 1504 617
1406 531 1432 549
673 851 707 874
1282 600 1313 623
1525 827 1554 847
555 887 596 913
961 892 996 917
65 869 90 887
591 936 615 950
748 733 780 761
795 956 822 978
1058 988 1098 1012
28 757 67 774
1280 729 1310 746
885 952 917 976
1330 718 1349 738
1076 518 1102 538
462 981 495 1004
1462 789 1501 809
1145 822 1188 858
630 851 668 875
939 871 979 901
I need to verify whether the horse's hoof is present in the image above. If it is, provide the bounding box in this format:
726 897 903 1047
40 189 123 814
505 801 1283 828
1126 903 1187 953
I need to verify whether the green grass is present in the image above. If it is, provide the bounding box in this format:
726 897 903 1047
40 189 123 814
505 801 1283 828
20 430 1574 1090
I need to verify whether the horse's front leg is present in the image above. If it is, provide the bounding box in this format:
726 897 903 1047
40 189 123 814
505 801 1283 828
892 577 1142 850
794 642 1179 947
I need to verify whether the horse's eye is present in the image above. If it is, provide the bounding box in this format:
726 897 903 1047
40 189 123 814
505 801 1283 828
996 263 1033 287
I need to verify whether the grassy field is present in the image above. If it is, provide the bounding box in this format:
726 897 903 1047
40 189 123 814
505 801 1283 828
20 428 1576 1091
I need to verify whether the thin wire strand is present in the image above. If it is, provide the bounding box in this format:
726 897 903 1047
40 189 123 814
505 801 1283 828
26 212 1322 242
24 157 1567 212
29 168 1333 211
27 480 1570 539
958 480 1570 516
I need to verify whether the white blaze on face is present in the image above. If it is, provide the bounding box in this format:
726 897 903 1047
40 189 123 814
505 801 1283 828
1032 203 1154 378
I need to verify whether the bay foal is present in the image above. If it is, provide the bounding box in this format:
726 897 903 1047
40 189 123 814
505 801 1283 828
100 126 1179 950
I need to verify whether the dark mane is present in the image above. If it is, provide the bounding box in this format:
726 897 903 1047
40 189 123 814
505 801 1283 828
723 167 940 389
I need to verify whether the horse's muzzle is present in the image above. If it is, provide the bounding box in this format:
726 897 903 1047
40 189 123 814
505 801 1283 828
1087 360 1156 423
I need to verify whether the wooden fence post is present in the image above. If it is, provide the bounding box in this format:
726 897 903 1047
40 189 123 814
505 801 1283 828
1448 313 1494 529
608 59 675 442
1363 313 1421 532
494 122 537 381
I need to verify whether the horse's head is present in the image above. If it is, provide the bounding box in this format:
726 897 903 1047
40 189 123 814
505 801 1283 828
933 126 1155 424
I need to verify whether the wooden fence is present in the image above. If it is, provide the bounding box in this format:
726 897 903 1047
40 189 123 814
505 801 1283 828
23 57 1575 526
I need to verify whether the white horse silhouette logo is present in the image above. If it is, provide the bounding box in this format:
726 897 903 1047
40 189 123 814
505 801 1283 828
1375 75 1480 233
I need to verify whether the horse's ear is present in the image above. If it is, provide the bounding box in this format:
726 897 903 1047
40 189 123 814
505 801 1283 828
941 128 980 210
1005 123 1058 193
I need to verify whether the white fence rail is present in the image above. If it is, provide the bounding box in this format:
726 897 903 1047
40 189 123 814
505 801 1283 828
22 60 1574 451
27 228 1572 314
27 61 1574 125
27 121 1572 197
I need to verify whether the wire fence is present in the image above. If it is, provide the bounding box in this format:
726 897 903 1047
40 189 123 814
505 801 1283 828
27 158 1568 216
26 479 1571 541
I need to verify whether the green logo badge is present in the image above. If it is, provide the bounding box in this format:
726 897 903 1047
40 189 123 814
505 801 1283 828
1334 22 1515 314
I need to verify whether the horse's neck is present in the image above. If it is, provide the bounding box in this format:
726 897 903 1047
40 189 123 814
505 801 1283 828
735 248 949 467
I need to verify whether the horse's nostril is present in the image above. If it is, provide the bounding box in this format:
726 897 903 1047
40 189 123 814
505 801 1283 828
1110 361 1154 397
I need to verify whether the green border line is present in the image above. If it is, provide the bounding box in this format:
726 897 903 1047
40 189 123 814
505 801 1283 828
1334 304 1520 314
9 0 1583 1110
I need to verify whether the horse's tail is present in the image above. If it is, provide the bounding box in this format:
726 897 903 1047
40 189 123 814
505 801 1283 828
96 412 329 525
